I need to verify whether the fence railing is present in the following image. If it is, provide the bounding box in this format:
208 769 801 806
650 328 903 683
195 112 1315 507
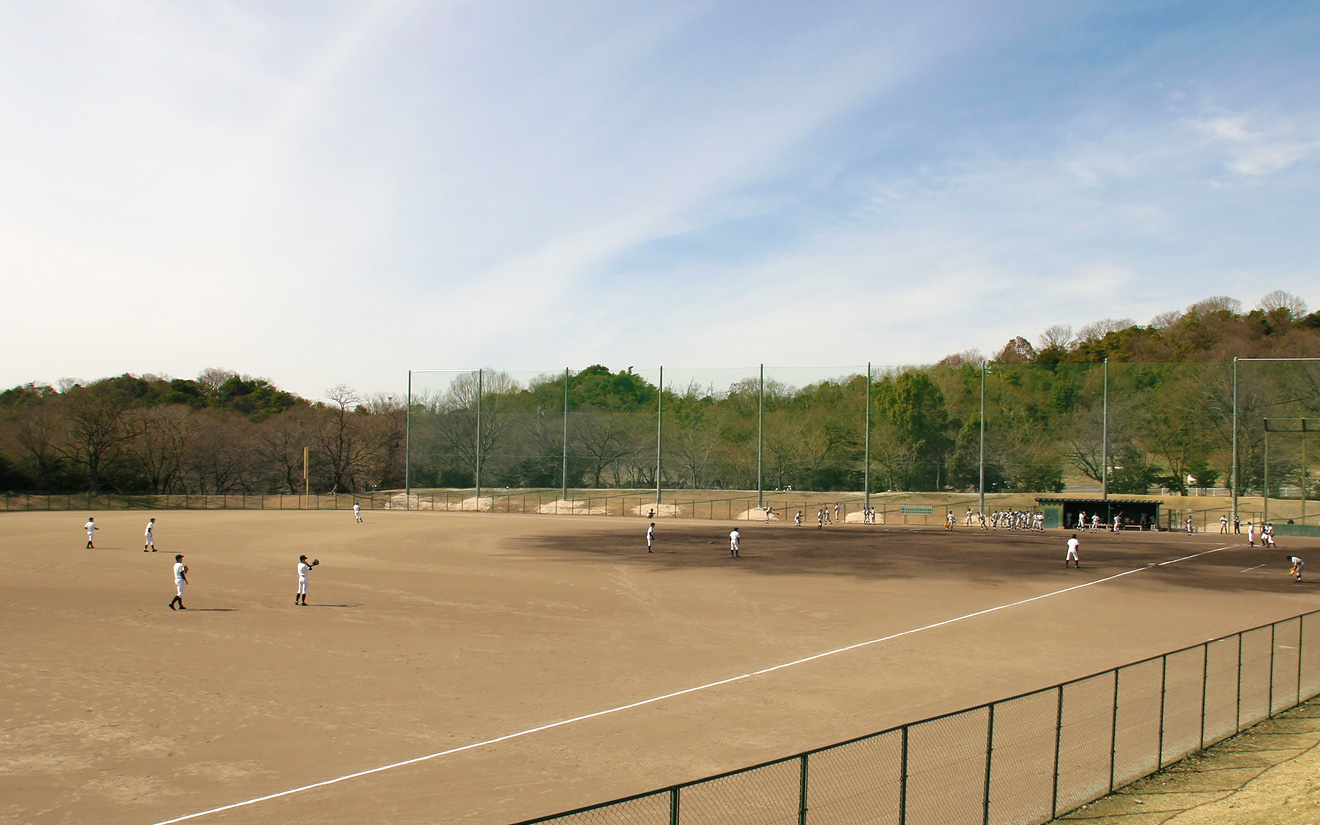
510 610 1320 825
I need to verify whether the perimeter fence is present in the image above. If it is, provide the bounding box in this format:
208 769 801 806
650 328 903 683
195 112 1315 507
512 609 1320 825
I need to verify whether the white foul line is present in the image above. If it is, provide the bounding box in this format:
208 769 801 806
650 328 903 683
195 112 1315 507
150 544 1235 825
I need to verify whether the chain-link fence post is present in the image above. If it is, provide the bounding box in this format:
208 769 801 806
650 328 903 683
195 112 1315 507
669 787 679 825
798 753 809 825
1051 684 1063 819
1269 623 1277 717
1109 669 1119 792
1201 644 1209 749
1157 656 1168 770
899 725 909 825
982 703 995 825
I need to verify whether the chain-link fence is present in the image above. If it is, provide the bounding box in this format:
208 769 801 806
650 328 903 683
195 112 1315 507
510 610 1320 825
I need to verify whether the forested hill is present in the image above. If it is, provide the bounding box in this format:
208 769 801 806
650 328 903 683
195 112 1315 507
957 293 1320 367
1 292 1317 496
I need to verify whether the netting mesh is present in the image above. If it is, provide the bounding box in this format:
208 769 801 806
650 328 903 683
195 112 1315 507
1112 661 1160 789
987 688 1058 825
905 708 991 825
800 731 903 825
1271 618 1303 714
677 758 800 825
1203 636 1242 746
1161 648 1209 764
1239 627 1275 728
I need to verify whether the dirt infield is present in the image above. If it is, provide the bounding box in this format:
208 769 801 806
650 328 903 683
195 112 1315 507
2 511 1316 825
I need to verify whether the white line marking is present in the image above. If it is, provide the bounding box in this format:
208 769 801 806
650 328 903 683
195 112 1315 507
1241 564 1266 572
149 544 1236 825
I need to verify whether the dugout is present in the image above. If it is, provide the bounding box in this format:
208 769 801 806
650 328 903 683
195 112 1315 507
1036 498 1163 531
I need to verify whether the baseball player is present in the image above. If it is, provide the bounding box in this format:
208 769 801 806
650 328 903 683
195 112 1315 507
296 554 319 605
84 517 97 549
729 528 741 558
169 554 188 610
1287 555 1304 583
144 517 156 552
353 502 362 523
646 522 655 553
1065 534 1081 568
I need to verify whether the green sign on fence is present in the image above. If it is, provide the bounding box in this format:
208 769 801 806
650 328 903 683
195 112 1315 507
899 505 933 515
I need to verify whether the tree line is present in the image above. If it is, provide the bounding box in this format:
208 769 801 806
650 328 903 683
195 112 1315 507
4 293 1319 496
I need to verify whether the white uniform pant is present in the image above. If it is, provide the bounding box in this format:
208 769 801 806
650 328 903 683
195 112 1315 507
298 575 309 595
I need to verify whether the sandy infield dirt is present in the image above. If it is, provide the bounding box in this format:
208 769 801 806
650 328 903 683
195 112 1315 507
1 511 1316 825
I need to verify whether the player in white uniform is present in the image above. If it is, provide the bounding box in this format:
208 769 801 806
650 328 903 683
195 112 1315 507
1247 522 1255 546
1287 555 1304 582
646 523 655 553
296 554 318 605
1065 534 1081 568
353 502 362 523
144 517 156 552
84 517 97 549
169 554 188 610
729 528 741 558
794 511 802 527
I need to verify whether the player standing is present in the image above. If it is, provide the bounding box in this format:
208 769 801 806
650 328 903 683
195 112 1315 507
296 554 318 605
1065 534 1081 568
646 522 655 553
169 554 188 610
729 528 741 558
144 517 156 552
353 502 363 523
84 517 97 549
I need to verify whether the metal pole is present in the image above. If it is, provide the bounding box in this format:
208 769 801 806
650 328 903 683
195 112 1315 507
562 368 569 502
1269 623 1277 717
757 364 764 510
982 704 995 825
1102 358 1109 523
1232 357 1239 522
405 369 412 511
798 753 810 825
475 368 483 505
1157 655 1167 770
656 366 663 508
865 362 872 514
1051 684 1064 819
979 360 987 518
1264 426 1270 525
1200 644 1209 750
899 725 909 825
1109 669 1119 792
1304 421 1309 526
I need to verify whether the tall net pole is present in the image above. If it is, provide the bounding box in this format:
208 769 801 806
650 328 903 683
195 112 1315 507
979 361 987 519
1102 359 1110 523
475 368 483 505
561 368 569 502
864 362 871 514
757 364 764 510
655 366 663 508
405 370 412 511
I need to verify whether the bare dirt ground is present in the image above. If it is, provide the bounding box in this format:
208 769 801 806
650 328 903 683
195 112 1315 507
1 511 1317 825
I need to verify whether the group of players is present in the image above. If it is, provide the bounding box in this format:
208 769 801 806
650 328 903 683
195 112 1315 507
80 504 366 609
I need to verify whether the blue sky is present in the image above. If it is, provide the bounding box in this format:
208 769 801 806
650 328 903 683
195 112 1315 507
1 1 1316 401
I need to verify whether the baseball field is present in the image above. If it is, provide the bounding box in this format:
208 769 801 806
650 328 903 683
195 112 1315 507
2 510 1316 825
